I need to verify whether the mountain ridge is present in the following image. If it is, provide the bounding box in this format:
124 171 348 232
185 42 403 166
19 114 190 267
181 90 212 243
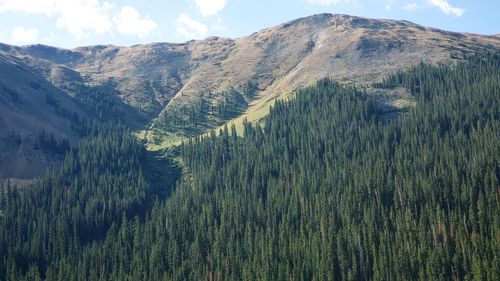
1 13 499 178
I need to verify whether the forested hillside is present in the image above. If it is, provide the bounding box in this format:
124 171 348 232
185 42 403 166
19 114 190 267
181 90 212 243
1 53 499 280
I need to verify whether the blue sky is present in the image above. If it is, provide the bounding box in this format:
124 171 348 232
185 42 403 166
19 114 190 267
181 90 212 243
0 0 498 48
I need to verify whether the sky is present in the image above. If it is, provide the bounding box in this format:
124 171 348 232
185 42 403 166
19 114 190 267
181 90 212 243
0 0 498 48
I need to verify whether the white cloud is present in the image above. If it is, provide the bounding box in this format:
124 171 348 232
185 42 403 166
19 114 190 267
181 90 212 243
0 0 158 40
55 0 113 39
428 0 464 16
210 18 226 33
195 0 227 16
113 6 157 37
176 13 208 39
402 2 419 11
11 26 39 44
0 0 114 39
0 0 56 15
306 0 353 6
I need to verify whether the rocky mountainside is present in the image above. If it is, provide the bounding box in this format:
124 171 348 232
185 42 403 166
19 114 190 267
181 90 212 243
0 49 88 179
1 13 499 178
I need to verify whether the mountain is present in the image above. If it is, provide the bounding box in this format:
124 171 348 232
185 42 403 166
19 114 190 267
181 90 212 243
1 53 499 280
0 49 88 179
1 13 499 179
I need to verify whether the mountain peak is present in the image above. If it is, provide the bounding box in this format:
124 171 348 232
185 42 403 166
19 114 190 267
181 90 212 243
279 13 334 29
1 14 499 169
276 13 427 36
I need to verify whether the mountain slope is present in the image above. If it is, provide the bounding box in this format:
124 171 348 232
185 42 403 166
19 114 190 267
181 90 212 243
1 54 498 280
12 15 500 132
1 13 499 177
0 49 88 179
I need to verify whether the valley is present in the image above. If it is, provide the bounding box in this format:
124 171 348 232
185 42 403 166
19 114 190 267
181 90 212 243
1 53 499 280
0 2 499 279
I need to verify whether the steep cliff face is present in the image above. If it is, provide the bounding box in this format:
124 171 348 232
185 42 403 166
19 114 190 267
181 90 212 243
1 13 499 178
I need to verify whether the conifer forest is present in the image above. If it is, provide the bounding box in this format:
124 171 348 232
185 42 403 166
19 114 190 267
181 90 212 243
1 53 499 280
